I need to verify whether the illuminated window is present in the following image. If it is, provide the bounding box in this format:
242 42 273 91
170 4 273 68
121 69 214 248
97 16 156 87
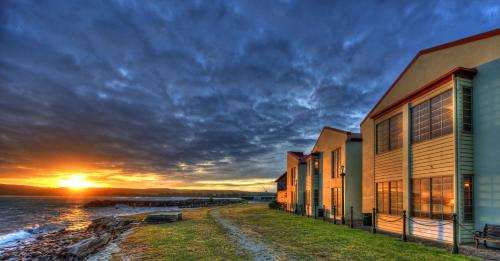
313 158 319 175
463 176 473 221
412 176 454 220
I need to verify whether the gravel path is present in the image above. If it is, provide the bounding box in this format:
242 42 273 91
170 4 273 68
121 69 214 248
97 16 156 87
209 209 292 261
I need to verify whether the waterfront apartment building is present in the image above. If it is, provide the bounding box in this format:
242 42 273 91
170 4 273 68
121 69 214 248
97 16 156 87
275 171 287 207
310 127 362 222
361 29 500 243
286 151 307 213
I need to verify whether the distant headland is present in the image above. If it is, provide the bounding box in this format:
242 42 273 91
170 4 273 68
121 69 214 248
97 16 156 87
0 184 275 198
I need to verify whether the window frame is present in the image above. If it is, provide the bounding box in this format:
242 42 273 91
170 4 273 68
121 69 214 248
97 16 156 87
462 87 472 133
331 148 341 178
376 113 402 154
411 176 454 220
411 89 453 144
463 176 473 221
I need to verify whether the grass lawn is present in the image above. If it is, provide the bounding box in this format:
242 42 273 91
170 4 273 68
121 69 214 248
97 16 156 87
218 204 476 261
113 207 252 261
114 203 476 261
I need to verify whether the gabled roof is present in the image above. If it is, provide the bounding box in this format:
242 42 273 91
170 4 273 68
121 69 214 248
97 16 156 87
361 28 500 125
311 126 361 152
287 151 306 163
275 171 287 182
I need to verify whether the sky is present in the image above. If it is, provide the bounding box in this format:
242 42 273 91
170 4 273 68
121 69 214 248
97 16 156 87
0 0 499 191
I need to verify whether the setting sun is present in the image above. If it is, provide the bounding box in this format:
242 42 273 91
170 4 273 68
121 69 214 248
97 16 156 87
58 175 96 189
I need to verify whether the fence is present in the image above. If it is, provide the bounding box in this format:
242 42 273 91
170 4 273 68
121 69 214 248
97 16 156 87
274 204 478 254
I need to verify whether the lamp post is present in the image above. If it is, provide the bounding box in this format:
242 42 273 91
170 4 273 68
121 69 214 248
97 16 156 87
340 165 346 225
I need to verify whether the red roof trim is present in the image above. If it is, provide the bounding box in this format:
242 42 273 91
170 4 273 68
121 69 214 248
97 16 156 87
371 67 477 121
361 28 500 125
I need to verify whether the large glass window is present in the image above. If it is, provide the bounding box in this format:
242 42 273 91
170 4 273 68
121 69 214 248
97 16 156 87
390 180 403 215
412 176 454 220
313 189 319 207
376 113 402 154
463 88 472 132
411 89 453 144
463 176 473 221
376 181 390 214
331 148 341 178
412 178 430 218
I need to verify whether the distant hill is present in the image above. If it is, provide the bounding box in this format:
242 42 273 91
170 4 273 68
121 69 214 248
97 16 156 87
0 184 275 197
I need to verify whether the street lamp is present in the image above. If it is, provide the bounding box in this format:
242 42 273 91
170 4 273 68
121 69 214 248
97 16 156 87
340 165 346 225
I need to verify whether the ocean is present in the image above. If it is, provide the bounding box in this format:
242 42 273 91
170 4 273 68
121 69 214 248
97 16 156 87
0 196 187 250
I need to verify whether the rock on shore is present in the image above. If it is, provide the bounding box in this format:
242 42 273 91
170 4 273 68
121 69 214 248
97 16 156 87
0 217 137 261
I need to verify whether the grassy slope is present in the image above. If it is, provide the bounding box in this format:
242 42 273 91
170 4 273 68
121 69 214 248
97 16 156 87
113 207 251 261
218 204 476 261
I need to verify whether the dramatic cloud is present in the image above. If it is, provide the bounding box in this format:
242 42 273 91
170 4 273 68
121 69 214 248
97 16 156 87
0 0 499 190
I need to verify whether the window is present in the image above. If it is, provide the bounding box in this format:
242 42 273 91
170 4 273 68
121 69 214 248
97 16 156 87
290 167 296 186
411 89 453 144
431 90 453 138
463 88 472 132
377 180 402 215
389 114 403 150
412 178 430 218
411 100 430 143
331 148 341 178
313 158 319 175
376 120 389 154
463 176 473 221
313 189 319 207
376 113 402 154
412 176 454 220
376 182 390 214
331 187 342 213
390 180 403 215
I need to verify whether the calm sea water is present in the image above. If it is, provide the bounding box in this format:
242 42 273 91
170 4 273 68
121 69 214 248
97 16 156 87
0 196 188 249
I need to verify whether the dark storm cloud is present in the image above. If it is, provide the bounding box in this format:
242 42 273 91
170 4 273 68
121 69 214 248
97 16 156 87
1 0 499 184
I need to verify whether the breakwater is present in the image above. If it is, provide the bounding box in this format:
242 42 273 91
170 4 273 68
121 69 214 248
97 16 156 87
84 198 246 208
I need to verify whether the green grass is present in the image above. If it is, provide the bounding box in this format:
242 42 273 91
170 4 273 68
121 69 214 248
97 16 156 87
114 207 252 261
218 204 476 261
115 204 476 261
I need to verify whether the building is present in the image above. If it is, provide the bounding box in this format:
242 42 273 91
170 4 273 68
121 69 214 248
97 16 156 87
286 151 307 213
275 171 287 207
305 152 321 216
310 127 362 223
360 29 500 244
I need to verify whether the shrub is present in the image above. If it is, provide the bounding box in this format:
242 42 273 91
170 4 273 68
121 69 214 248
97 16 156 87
268 200 280 209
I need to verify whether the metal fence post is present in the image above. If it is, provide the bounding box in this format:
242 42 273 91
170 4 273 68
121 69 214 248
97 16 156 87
372 208 376 233
350 206 354 228
402 210 407 242
452 214 458 254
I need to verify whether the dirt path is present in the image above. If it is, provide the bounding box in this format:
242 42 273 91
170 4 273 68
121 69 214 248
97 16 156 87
208 209 292 261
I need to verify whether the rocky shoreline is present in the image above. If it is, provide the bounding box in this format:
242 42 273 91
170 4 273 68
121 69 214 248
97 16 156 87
0 216 138 261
